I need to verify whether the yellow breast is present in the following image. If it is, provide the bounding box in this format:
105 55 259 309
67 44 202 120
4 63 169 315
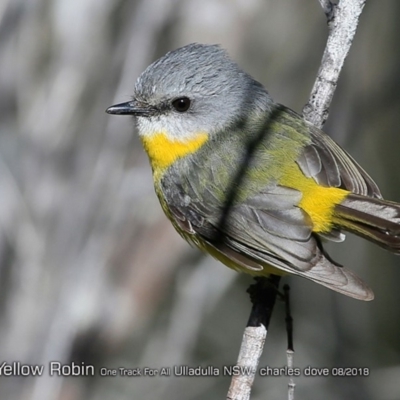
140 131 208 181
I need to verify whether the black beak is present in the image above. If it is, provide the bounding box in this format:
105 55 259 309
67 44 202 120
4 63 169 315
106 100 151 116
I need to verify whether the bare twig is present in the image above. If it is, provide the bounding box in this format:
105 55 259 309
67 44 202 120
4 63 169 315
287 349 295 400
303 0 366 128
284 285 295 400
227 276 280 400
228 1 367 399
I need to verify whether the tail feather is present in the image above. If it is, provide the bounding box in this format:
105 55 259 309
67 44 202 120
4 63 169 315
334 194 400 254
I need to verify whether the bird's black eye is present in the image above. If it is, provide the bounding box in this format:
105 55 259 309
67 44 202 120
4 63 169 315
172 97 191 112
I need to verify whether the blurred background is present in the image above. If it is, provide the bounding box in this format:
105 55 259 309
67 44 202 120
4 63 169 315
1 0 400 399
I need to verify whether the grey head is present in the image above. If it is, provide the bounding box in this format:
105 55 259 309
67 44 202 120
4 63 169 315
107 43 273 140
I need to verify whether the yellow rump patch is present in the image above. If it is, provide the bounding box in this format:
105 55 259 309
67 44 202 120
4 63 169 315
280 164 349 233
141 131 208 179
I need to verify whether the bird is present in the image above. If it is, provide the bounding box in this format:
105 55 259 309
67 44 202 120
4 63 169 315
107 43 400 301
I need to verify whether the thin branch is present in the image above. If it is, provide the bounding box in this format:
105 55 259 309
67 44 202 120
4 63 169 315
227 276 280 400
303 0 366 128
287 350 295 400
284 285 295 400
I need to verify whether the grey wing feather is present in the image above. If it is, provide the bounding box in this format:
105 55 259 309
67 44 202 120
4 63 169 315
183 199 374 300
298 123 381 198
239 186 311 240
297 139 340 187
225 236 373 301
296 145 322 179
169 184 373 300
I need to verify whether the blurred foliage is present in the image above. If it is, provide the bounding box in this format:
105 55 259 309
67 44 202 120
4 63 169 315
0 1 400 399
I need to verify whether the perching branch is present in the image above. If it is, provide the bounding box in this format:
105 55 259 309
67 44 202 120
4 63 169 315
303 0 366 128
227 1 367 399
284 284 295 400
227 276 281 400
